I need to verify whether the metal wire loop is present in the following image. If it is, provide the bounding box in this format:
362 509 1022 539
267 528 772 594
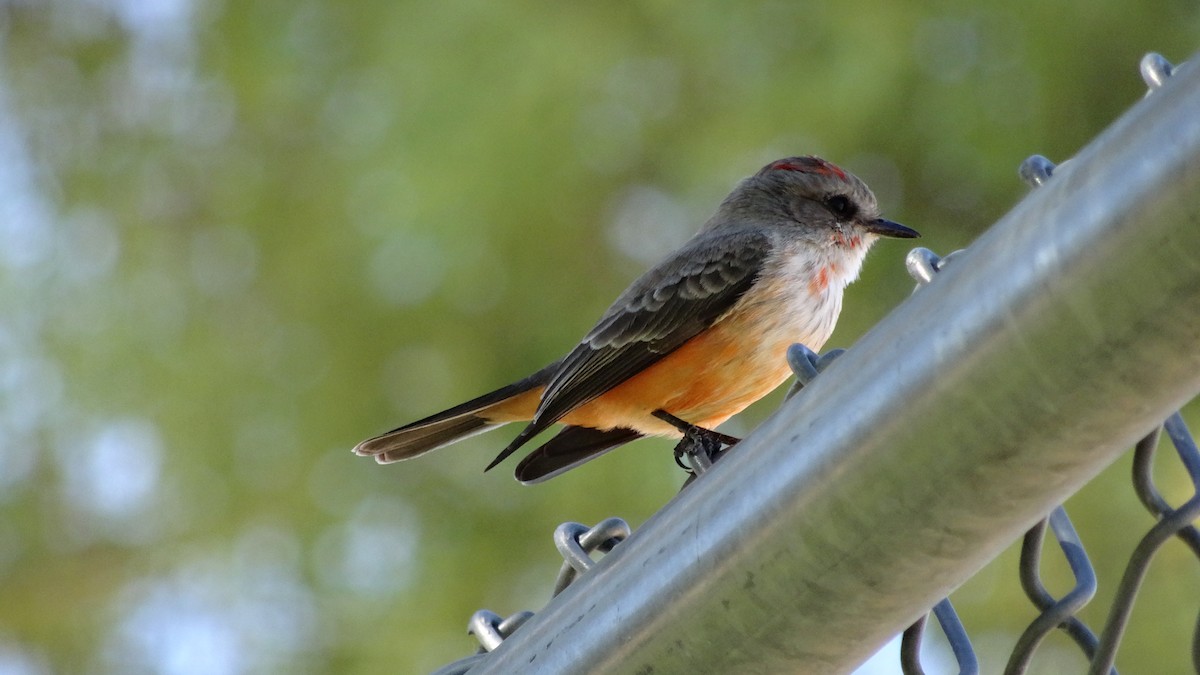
934 599 980 675
785 343 845 385
905 247 943 286
905 247 964 287
1019 154 1057 188
1007 507 1111 675
467 609 535 653
434 519 630 671
901 598 978 675
784 343 845 401
552 518 631 597
1131 421 1200 556
1090 412 1200 674
1140 52 1175 92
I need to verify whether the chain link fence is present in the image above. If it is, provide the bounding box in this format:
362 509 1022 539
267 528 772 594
431 52 1200 674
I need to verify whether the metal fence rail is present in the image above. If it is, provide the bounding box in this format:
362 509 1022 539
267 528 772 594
454 52 1200 674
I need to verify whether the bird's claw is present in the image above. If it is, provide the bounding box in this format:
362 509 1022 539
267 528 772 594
673 426 734 474
653 409 739 479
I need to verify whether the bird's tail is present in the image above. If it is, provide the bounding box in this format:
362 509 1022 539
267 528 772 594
353 367 551 464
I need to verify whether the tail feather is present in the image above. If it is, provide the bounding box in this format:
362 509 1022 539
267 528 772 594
483 422 543 472
514 426 643 484
354 365 553 463
361 414 501 463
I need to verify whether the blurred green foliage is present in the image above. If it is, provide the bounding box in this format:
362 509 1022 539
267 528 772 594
0 1 1197 673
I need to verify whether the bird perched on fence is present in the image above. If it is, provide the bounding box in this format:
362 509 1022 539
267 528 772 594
354 156 917 483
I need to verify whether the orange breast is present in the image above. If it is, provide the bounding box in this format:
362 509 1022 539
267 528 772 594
560 320 796 436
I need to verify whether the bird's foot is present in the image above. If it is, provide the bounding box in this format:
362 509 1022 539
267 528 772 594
651 410 740 479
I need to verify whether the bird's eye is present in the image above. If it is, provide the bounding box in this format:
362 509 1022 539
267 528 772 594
825 194 855 219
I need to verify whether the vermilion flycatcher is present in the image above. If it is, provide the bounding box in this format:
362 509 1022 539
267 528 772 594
354 156 917 483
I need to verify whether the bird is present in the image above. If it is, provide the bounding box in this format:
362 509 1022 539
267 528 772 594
353 156 918 483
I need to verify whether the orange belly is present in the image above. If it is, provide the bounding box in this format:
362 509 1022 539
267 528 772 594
558 314 805 436
488 298 834 435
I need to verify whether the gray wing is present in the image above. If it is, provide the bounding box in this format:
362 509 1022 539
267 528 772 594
539 231 770 422
486 228 772 472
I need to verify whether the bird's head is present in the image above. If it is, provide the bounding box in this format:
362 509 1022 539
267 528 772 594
711 156 919 248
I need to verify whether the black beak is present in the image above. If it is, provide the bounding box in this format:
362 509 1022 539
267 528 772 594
864 218 920 239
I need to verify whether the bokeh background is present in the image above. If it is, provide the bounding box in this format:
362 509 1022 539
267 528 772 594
0 1 1198 673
